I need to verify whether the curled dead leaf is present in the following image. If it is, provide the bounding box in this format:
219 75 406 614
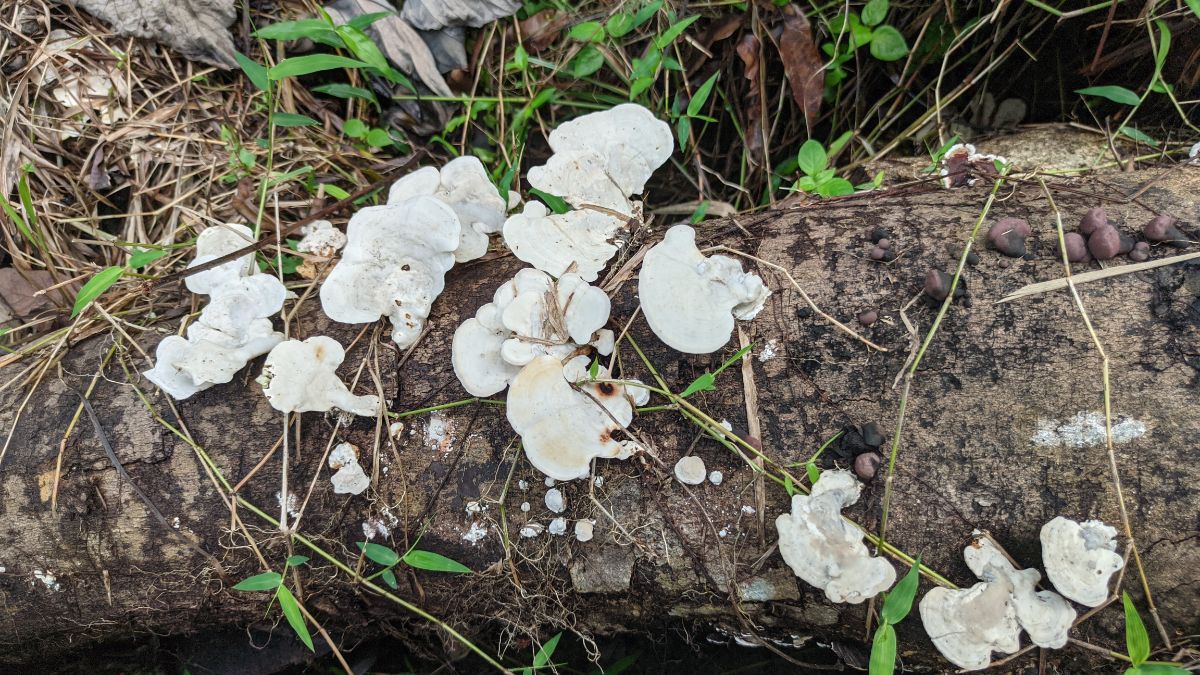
778 4 823 133
736 33 764 168
519 9 566 52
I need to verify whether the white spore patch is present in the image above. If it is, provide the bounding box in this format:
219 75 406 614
426 412 454 453
758 339 778 362
33 569 61 592
462 521 489 545
1032 412 1146 448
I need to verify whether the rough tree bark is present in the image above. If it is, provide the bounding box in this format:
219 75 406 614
1 169 1197 670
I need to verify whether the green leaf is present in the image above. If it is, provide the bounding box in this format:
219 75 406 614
403 549 472 574
365 128 393 148
1119 126 1159 147
343 118 368 139
1187 0 1200 19
679 372 715 398
127 248 167 269
276 585 314 652
233 52 269 92
268 55 370 80
632 1 663 30
629 75 656 99
805 462 820 484
1152 20 1170 77
1128 666 1190 674
1124 592 1150 666
286 555 310 567
653 15 701 50
796 139 827 176
817 177 855 197
868 624 897 675
322 184 350 200
529 188 570 214
381 568 398 589
606 12 636 38
72 266 123 318
795 175 817 192
571 46 606 78
687 72 720 117
675 116 691 151
689 200 710 224
783 473 795 497
272 112 319 128
233 571 282 591
881 559 921 625
588 357 600 380
869 25 908 61
336 25 390 74
862 0 888 27
346 11 393 31
357 541 401 567
568 21 606 42
254 19 340 45
533 633 562 668
1075 85 1140 106
827 130 854 157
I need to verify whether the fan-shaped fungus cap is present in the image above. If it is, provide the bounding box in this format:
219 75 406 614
1078 207 1107 236
526 103 673 211
963 537 1075 650
329 442 370 495
184 223 257 295
258 336 380 416
775 469 896 604
320 197 460 348
502 202 626 281
639 225 770 354
1087 224 1122 260
506 355 634 481
1040 516 1124 607
674 456 706 485
387 156 509 262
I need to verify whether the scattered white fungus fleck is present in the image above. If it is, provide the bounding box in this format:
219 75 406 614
33 569 61 592
362 518 390 540
741 505 757 515
389 421 405 440
465 501 484 514
544 488 565 513
462 521 489 545
575 519 596 542
171 517 181 529
544 477 556 488
0 565 6 573
520 502 531 512
276 491 299 518
426 413 454 453
518 479 529 491
593 476 604 488
758 339 778 362
719 419 733 432
718 528 729 538
1031 412 1146 448
674 456 707 485
548 517 568 536
709 471 724 486
519 523 544 538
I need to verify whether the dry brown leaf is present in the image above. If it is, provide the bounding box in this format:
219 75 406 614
736 33 764 168
519 9 566 52
698 15 743 52
0 269 61 320
778 4 823 133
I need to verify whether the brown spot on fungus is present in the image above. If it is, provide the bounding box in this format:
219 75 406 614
1078 207 1107 236
1087 225 1122 260
1062 232 1089 263
597 382 616 397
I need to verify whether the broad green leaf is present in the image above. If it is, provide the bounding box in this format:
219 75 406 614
1153 20 1170 77
880 558 921 625
675 116 691 151
796 139 827 176
1119 126 1159 147
269 55 370 80
365 128 393 148
276 585 314 651
381 568 398 589
606 12 636 38
336 25 390 74
322 184 350 200
346 11 393 31
343 118 368 139
862 0 888 27
689 200 710 224
233 571 282 591
72 266 123 318
805 462 820 484
1127 666 1190 674
1187 0 1200 19
568 21 606 42
680 372 715 398
254 19 340 45
571 46 605 78
508 44 529 71
1075 85 1140 106
234 52 269 92
533 632 562 668
529 188 570 214
817 177 855 197
127 248 167 269
783 473 795 496
272 112 319 127
588 357 600 380
403 549 472 574
632 1 663 30
1124 592 1150 666
814 168 836 183
687 72 720 117
601 652 641 675
868 623 896 675
869 25 908 61
357 541 401 567
827 130 854 157
629 75 656 99
795 175 818 192
652 15 701 49
286 555 310 566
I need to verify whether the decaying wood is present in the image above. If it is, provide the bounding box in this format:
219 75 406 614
1 168 1197 669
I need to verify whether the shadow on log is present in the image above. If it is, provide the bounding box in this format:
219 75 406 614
1 168 1197 670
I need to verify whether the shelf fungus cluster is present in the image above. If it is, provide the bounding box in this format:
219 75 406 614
1040 516 1124 607
774 470 896 604
502 103 673 281
257 336 379 416
639 225 769 354
143 223 286 399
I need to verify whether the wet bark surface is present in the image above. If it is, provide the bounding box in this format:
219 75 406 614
1 168 1198 670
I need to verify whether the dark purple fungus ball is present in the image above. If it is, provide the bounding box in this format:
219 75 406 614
854 452 883 481
987 217 1030 257
857 310 878 326
1144 215 1186 247
1129 241 1151 262
1079 207 1107 236
923 269 956 301
1087 225 1122 260
1062 232 1089 262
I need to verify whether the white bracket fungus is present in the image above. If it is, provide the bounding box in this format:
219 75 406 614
258 336 380 416
144 223 286 399
387 156 512 263
774 469 896 604
506 355 640 481
329 442 370 495
295 220 347 258
452 268 614 396
319 196 459 348
503 104 673 281
639 225 770 354
920 535 1076 671
1040 516 1124 607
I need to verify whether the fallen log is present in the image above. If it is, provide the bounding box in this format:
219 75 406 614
1 168 1197 671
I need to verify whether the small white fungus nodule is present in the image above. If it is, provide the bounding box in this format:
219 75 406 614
673 456 706 485
548 517 568 536
708 470 724 486
544 488 565 513
328 442 370 495
575 519 596 542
